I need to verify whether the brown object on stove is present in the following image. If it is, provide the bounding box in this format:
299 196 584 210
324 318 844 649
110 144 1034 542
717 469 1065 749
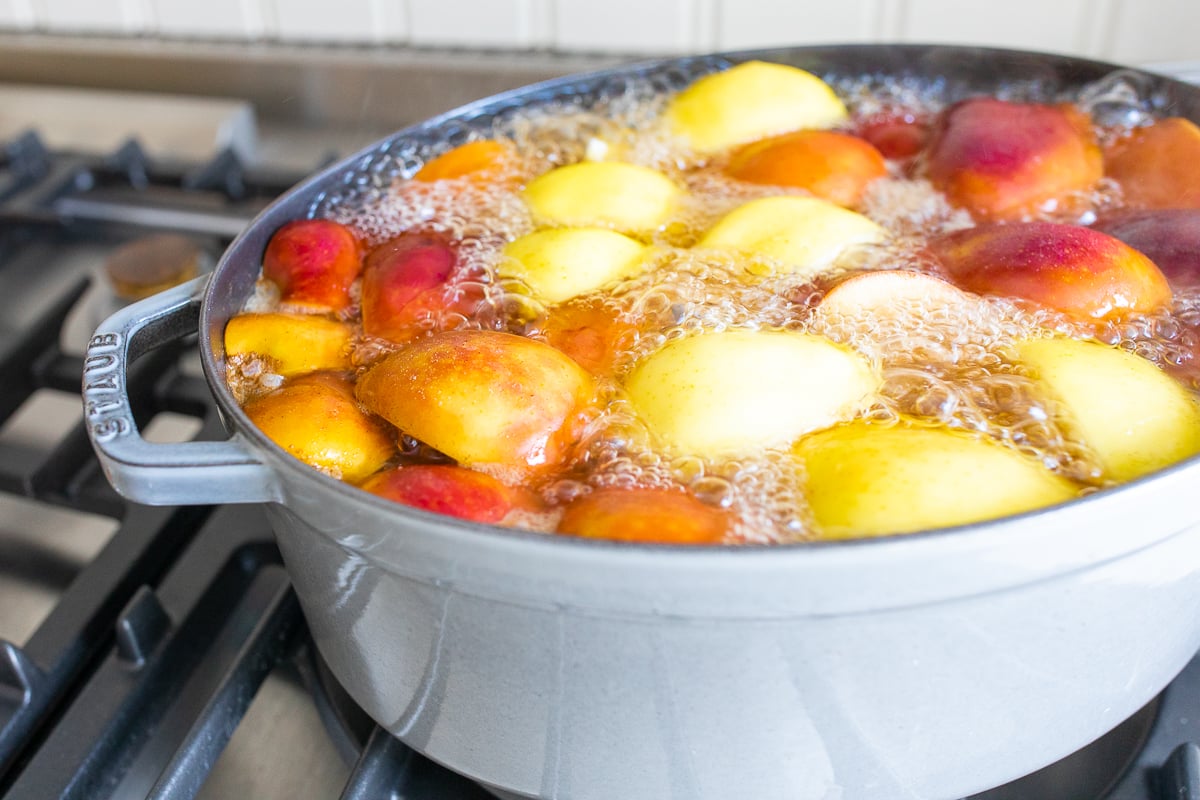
104 233 206 301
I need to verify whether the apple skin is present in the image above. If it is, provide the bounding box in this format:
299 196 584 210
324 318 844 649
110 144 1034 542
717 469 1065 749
262 219 362 311
793 421 1078 539
360 464 513 523
224 312 352 377
414 140 515 183
501 228 648 304
725 130 888 207
1011 337 1200 482
361 232 460 344
244 373 395 484
855 110 931 162
522 162 680 231
625 330 878 459
556 488 729 545
817 270 970 319
665 60 848 153
697 196 886 278
1094 208 1200 292
1104 117 1200 209
929 221 1170 321
925 98 1102 220
355 330 595 473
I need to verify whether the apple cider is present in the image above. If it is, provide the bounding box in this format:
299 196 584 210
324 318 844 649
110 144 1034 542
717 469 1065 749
224 61 1200 544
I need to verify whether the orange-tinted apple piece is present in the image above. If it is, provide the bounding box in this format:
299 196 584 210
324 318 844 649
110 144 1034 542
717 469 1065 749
930 221 1170 320
1104 117 1200 209
414 140 515 183
361 464 513 523
926 98 1102 220
243 372 394 484
355 329 595 473
540 298 636 376
361 232 458 343
557 488 730 545
725 130 888 207
262 219 362 311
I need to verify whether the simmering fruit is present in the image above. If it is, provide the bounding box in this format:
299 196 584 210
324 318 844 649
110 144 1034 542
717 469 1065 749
262 219 361 311
930 221 1170 321
794 421 1077 538
725 130 888 207
1010 338 1200 482
223 59 1200 543
1104 117 1200 209
926 98 1102 220
697 196 887 278
243 373 393 484
664 60 848 153
625 330 878 458
355 330 594 475
557 488 730 544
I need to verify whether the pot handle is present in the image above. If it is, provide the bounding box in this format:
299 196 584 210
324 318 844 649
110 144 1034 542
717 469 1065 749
83 275 282 506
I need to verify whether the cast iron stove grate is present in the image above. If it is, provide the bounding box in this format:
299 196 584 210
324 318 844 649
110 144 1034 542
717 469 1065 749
0 131 1193 800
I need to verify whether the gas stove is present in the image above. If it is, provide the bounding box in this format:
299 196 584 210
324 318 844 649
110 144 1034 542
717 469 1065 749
2 72 1200 800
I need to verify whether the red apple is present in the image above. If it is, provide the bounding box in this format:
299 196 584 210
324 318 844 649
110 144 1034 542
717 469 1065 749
1095 209 1200 292
361 464 513 523
856 110 931 161
556 488 730 545
926 98 1102 220
930 221 1170 320
262 219 362 311
361 232 458 344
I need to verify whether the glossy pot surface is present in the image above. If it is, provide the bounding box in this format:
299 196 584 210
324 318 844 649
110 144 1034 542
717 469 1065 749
85 45 1200 800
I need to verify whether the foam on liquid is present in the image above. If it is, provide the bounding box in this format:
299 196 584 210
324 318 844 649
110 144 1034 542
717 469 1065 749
246 67 1199 542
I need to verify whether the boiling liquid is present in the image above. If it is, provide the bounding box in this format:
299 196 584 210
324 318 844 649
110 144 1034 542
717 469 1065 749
255 70 1199 542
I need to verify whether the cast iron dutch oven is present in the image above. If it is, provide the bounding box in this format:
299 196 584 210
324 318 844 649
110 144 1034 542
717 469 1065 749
83 45 1200 800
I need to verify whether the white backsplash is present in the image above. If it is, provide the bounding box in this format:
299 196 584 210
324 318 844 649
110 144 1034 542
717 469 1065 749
0 0 1196 63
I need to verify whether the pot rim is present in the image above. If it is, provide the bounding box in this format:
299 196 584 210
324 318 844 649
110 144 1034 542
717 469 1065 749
200 43 1200 568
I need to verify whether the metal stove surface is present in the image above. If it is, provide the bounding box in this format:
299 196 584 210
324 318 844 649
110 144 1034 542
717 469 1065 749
2 68 1200 800
0 135 355 800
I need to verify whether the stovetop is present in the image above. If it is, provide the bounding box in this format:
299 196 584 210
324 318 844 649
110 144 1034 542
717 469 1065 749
2 84 1200 799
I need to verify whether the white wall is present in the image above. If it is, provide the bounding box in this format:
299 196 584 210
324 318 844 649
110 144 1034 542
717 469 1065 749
0 0 1195 65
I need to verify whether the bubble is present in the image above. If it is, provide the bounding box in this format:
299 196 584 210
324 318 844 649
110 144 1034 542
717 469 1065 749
1077 69 1161 129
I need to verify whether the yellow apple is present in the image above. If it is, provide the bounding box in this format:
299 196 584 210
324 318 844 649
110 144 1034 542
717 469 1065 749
244 373 394 484
1011 337 1200 482
355 329 594 473
625 330 877 458
224 312 352 376
665 60 849 153
794 421 1078 539
697 196 886 278
501 228 649 303
522 161 680 231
